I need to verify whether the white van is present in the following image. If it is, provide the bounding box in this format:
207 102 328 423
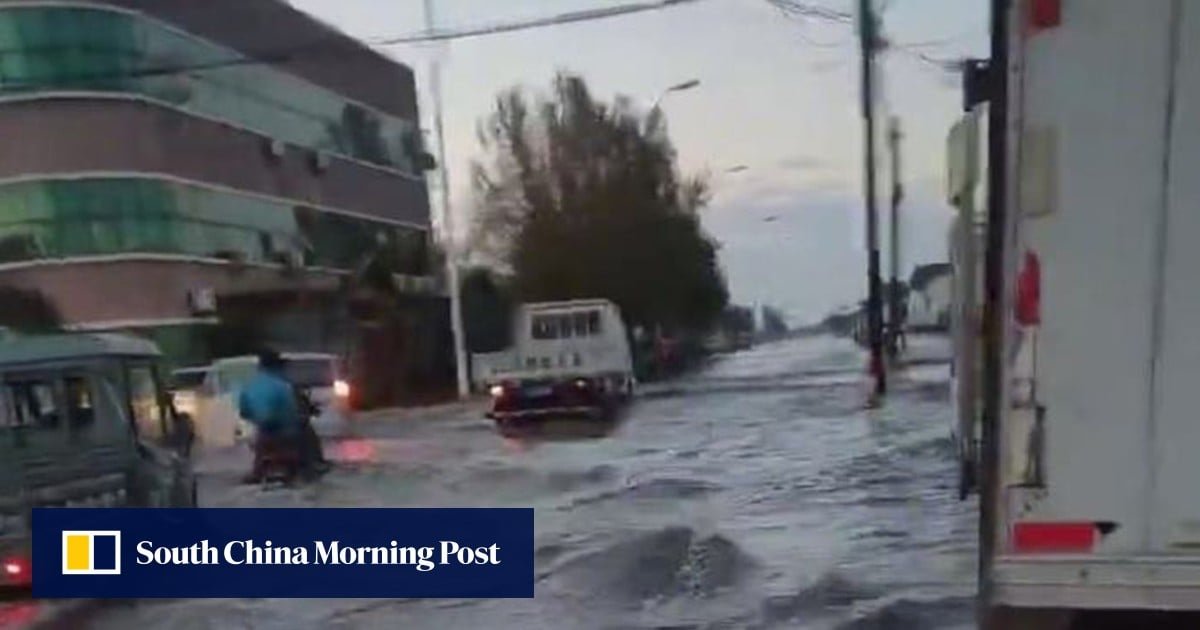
194 353 353 447
486 300 634 422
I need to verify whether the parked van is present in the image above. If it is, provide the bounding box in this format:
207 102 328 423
0 333 196 591
487 300 635 423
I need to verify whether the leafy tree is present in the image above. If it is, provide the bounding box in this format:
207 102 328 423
0 287 62 332
460 266 513 353
470 72 727 333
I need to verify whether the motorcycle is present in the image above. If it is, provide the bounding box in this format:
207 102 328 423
246 388 329 485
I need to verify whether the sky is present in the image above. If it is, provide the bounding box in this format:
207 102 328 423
289 0 988 326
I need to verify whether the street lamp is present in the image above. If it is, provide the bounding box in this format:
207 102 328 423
646 79 700 134
650 79 701 112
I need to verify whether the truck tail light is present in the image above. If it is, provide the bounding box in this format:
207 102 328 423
1016 250 1041 326
1012 521 1096 553
1030 0 1061 30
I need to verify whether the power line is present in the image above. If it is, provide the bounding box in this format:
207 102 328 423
764 0 854 23
889 44 964 74
764 0 968 70
377 0 705 45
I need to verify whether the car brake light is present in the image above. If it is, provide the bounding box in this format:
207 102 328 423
3 556 29 583
334 379 351 398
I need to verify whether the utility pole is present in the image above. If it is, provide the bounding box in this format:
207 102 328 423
858 0 886 396
423 0 470 399
887 116 903 359
979 0 1011 616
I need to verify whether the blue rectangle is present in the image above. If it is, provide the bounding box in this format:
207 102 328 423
33 508 534 598
92 534 117 571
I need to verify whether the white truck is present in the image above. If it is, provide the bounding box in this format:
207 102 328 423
950 1 1200 626
485 299 635 423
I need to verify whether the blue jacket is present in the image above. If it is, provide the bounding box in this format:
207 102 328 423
237 370 301 435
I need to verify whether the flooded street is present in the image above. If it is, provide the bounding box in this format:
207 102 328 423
66 335 976 629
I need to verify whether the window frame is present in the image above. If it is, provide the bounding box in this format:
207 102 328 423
531 315 559 340
1 372 65 432
62 371 98 433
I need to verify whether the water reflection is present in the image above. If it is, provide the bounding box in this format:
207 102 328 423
0 602 40 628
493 414 625 443
331 438 378 463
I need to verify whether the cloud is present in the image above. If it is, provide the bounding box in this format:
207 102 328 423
776 154 831 172
709 170 852 211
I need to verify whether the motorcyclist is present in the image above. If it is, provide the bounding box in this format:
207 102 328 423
238 349 302 483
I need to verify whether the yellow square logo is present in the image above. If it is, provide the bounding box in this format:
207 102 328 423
61 531 121 575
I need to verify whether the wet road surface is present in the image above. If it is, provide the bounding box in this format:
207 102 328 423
42 334 977 629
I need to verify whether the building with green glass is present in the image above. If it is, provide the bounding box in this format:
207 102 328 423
0 1 454 404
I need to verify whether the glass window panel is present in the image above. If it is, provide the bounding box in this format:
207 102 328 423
54 218 91 256
532 316 558 340
65 375 95 430
573 312 590 337
16 9 49 48
7 378 60 430
0 178 427 268
0 13 20 51
127 363 165 440
91 219 123 253
0 187 24 223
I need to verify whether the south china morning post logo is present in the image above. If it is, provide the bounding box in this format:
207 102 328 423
61 530 122 575
132 538 501 571
33 508 534 598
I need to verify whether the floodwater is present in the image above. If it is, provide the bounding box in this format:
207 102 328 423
39 334 977 629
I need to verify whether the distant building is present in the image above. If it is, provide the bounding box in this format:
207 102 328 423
907 263 953 331
0 1 451 404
